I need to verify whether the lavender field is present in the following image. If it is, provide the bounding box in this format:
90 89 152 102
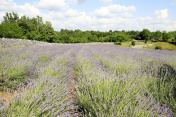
0 43 176 116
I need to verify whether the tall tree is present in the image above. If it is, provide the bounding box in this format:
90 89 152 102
17 15 30 35
174 35 176 43
3 12 19 23
0 22 23 38
162 31 171 42
153 30 162 41
140 29 151 43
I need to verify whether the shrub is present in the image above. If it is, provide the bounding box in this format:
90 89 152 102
132 41 135 46
155 46 162 50
114 42 121 45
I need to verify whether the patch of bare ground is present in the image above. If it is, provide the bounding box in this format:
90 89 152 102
0 91 14 106
67 68 78 117
131 44 153 49
0 89 27 108
65 52 79 116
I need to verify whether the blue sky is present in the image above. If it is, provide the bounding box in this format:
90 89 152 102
1 0 176 31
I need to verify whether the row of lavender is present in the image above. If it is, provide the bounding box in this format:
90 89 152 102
0 44 176 116
75 45 176 116
0 45 80 116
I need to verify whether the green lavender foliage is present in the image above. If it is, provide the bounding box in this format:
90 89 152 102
0 44 175 116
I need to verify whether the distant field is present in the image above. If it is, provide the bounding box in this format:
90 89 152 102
0 39 176 116
119 41 176 50
146 42 176 50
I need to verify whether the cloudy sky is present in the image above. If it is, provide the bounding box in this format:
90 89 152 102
0 0 176 31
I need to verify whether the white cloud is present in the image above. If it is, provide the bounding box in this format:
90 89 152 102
121 12 133 18
109 5 136 13
90 7 114 18
65 9 86 17
101 0 114 4
0 0 18 11
18 3 42 18
0 0 43 18
0 11 6 22
47 6 175 31
0 0 14 6
47 12 65 21
90 5 136 18
98 18 116 24
137 16 152 22
154 9 168 19
37 0 68 11
68 0 87 5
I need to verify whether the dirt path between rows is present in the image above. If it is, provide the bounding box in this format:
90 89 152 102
65 51 79 116
68 68 78 116
0 91 14 106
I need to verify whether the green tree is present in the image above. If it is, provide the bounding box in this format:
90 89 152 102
0 22 23 38
108 35 113 42
44 21 55 42
62 35 71 43
3 12 19 23
53 35 61 43
153 30 162 41
140 29 151 43
17 15 30 35
174 35 176 43
127 30 139 39
162 31 171 42
116 34 129 42
88 35 98 42
26 31 39 40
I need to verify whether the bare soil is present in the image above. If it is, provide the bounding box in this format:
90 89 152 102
131 44 153 49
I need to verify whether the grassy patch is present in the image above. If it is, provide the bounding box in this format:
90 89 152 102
116 41 176 50
146 42 176 50
118 45 131 47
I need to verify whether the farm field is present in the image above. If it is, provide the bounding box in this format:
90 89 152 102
0 42 176 116
119 41 176 50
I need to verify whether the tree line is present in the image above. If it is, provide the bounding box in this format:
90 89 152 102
0 12 176 43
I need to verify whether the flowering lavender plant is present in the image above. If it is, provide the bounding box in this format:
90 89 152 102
0 43 175 116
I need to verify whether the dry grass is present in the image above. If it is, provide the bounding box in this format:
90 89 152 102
119 45 131 47
117 41 176 50
146 42 176 50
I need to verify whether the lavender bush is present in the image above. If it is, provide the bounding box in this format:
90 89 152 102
0 43 175 116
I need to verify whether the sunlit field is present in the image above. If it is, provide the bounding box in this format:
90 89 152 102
0 43 176 116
